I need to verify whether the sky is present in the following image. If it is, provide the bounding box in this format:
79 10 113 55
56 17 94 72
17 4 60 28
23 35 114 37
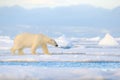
0 0 120 37
0 0 120 9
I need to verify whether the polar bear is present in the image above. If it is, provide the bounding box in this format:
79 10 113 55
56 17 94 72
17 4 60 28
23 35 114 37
11 33 58 55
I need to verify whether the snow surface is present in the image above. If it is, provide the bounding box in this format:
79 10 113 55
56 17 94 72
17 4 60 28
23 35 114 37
0 66 120 80
0 35 120 80
0 36 13 50
0 54 120 62
98 33 119 46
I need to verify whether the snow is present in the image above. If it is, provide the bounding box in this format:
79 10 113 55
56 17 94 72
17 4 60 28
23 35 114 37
71 36 100 42
98 33 119 46
0 66 120 80
88 36 100 41
116 37 120 41
0 36 13 50
0 54 120 62
0 35 120 80
81 37 100 41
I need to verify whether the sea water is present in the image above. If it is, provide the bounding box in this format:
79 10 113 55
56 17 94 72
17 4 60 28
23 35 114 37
0 61 120 69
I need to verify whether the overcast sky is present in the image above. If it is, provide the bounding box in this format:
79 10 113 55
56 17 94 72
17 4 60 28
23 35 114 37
0 0 120 9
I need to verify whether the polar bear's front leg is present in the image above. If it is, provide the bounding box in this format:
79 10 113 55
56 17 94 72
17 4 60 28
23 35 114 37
18 48 24 55
41 44 50 55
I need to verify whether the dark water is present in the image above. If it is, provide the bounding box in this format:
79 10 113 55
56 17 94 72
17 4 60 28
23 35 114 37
0 61 120 69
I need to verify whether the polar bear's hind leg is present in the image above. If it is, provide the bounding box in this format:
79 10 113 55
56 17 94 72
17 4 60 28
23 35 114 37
31 46 37 55
11 47 16 54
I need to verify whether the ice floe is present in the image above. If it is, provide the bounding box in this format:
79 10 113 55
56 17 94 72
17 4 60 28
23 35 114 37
98 33 119 46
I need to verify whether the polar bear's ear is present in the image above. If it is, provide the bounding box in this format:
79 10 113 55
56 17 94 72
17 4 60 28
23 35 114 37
50 39 53 42
47 39 53 43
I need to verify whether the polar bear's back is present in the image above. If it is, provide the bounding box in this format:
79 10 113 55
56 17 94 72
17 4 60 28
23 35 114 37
14 33 37 48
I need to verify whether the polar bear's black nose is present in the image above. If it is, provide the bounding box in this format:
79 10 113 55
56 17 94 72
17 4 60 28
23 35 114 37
55 44 58 47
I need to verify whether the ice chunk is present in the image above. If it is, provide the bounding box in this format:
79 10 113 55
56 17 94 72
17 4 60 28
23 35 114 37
98 33 119 46
55 35 72 49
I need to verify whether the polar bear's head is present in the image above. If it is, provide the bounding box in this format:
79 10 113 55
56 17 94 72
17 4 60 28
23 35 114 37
47 39 58 47
42 34 58 47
